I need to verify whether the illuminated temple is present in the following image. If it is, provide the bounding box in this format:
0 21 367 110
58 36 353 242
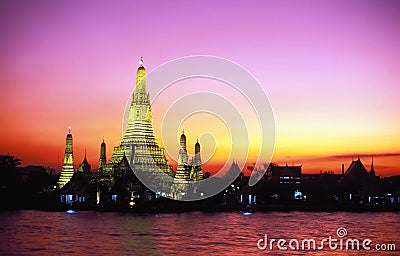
105 58 203 199
57 127 74 188
106 58 174 178
57 58 203 201
98 139 107 171
176 132 203 181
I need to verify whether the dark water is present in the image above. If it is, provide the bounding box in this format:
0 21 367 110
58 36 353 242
0 210 399 255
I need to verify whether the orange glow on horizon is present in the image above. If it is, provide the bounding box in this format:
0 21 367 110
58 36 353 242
1 1 400 177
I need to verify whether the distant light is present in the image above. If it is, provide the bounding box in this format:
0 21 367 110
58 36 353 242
66 210 76 214
294 190 303 200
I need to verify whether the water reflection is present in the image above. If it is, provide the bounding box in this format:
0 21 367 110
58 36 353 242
0 211 398 255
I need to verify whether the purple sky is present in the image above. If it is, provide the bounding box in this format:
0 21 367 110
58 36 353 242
0 0 399 175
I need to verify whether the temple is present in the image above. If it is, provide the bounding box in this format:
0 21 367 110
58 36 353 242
175 132 203 181
107 57 174 178
106 58 205 182
51 58 400 209
190 140 203 181
98 139 107 171
175 132 189 180
57 127 75 188
57 58 204 202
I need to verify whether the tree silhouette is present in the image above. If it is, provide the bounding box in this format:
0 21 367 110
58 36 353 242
0 154 22 168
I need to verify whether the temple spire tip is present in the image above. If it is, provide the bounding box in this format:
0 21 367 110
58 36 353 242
139 56 144 67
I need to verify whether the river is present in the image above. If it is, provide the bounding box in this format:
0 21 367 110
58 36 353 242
0 211 399 255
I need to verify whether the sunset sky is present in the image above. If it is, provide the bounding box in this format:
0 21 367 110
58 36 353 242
1 0 399 176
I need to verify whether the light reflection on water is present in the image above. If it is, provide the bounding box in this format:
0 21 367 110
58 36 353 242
0 211 398 255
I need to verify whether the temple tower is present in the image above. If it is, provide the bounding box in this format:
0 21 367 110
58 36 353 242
190 140 203 181
57 126 75 188
117 57 173 177
98 139 107 171
175 132 190 180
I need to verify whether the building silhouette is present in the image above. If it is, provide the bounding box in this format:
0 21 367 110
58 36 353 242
78 151 91 173
337 156 380 196
270 164 302 186
338 157 378 185
370 154 376 177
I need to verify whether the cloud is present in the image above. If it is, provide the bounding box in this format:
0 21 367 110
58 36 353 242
320 152 400 162
314 152 400 161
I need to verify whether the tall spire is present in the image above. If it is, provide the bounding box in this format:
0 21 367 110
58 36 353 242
195 139 200 155
99 139 107 171
176 131 189 180
180 131 187 151
192 139 203 181
135 57 147 95
370 153 376 177
139 56 144 67
57 127 75 188
119 57 174 178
